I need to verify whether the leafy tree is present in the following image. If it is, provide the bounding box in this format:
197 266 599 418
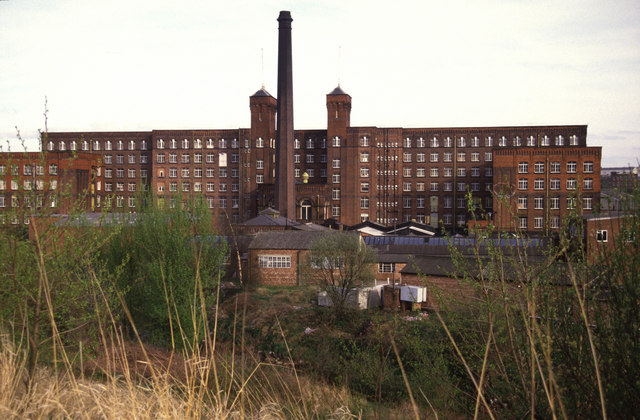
304 232 376 314
101 194 228 349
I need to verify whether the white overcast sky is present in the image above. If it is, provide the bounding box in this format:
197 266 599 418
1 0 639 166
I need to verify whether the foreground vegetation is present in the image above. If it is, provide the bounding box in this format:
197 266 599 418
1 189 639 418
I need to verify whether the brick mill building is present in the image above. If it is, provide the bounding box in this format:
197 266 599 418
2 11 602 234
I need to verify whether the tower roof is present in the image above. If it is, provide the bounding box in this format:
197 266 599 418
251 87 274 98
328 85 349 96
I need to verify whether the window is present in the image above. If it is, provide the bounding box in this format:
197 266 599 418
443 167 453 177
306 154 315 163
471 183 480 192
457 152 466 162
513 136 522 146
596 230 608 242
231 153 239 163
550 216 560 229
430 137 439 147
206 182 215 192
403 152 412 163
456 197 466 209
485 167 493 177
518 179 529 190
258 255 291 268
416 137 425 147
403 167 412 177
457 167 466 177
360 182 369 193
443 152 452 162
360 196 369 209
457 137 466 147
566 178 577 190
332 205 340 217
116 154 124 164
550 197 560 210
583 197 593 210
550 179 560 190
231 168 239 178
104 168 113 179
403 137 412 148
457 182 466 192
219 168 227 178
444 182 453 192
570 135 579 146
378 263 395 273
485 152 493 162
116 182 124 192
519 217 528 229
256 160 264 170
332 159 341 169
219 139 227 148
567 197 576 209
206 168 215 178
533 162 544 173
443 196 453 209
550 161 561 173
206 153 215 163
471 167 480 177
168 168 177 178
417 197 425 208
117 140 124 151
534 217 543 229
534 179 544 190
518 162 528 173
169 182 177 192
219 183 227 192
140 155 148 164
534 197 544 209
128 168 136 178
128 182 136 192
402 197 411 208
567 161 577 173
416 182 425 191
518 197 528 210
332 188 341 200
541 136 550 146
471 152 480 162
526 136 535 147
307 168 315 178
206 138 215 149
332 137 341 147
294 168 300 178
181 168 190 178
444 137 452 147
360 136 369 147
484 136 493 147
430 167 439 177
360 167 369 177
555 135 564 146
499 136 507 147
306 138 314 149
360 152 370 163
403 182 411 192
430 182 439 192
180 153 190 164
584 161 594 173
584 178 593 190
332 173 341 184
156 153 165 163
416 168 426 177
429 152 438 162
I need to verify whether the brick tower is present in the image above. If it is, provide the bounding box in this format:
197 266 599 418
275 11 295 219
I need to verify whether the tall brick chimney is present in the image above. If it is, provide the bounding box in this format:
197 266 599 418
275 10 295 219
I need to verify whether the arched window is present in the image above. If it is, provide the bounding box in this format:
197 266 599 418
141 140 148 150
157 139 165 149
105 140 112 151
182 138 189 149
301 199 312 221
93 140 100 151
129 140 136 150
59 141 66 151
170 138 177 149
294 139 300 149
82 140 89 151
194 138 202 149
117 140 123 150
70 141 77 151
47 141 54 151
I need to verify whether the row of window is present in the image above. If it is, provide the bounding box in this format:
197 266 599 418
518 178 593 190
103 154 149 165
0 195 57 208
104 168 148 179
0 164 58 176
156 182 239 193
157 138 241 150
518 161 594 174
392 134 581 149
519 216 565 230
47 139 148 152
157 152 230 165
0 179 58 191
517 196 594 210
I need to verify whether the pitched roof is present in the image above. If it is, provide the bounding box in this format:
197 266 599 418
248 230 348 250
328 85 349 96
251 87 274 97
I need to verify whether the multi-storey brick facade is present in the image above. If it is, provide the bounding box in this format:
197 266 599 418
37 85 599 233
0 151 101 224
